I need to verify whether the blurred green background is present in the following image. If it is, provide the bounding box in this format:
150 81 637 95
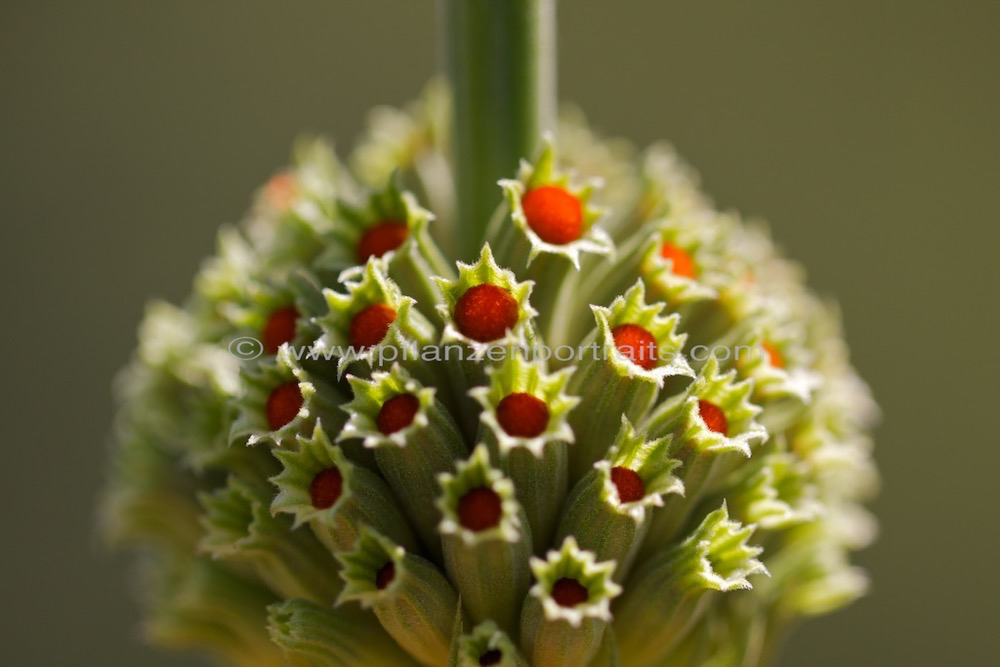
2 1 997 665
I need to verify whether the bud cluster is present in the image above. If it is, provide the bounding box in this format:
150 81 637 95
103 83 878 667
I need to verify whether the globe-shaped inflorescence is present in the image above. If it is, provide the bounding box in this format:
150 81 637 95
102 83 878 667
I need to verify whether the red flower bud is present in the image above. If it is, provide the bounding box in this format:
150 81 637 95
698 399 729 436
266 382 304 430
376 393 420 435
660 243 697 279
349 303 397 350
611 324 658 370
762 342 784 368
357 220 409 263
551 577 589 607
496 392 550 438
262 306 298 354
610 466 645 503
375 562 395 590
522 185 583 245
309 467 343 509
454 284 518 343
457 486 503 532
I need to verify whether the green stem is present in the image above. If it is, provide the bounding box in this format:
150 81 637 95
443 0 556 260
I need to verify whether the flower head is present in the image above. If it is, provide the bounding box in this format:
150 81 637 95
103 83 878 667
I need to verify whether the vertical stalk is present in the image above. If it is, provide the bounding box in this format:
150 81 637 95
442 0 556 260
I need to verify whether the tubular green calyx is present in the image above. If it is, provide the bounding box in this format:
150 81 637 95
102 3 878 665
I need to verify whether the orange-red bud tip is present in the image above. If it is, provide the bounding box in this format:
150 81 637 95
357 220 409 263
454 283 519 343
266 382 303 431
349 303 396 350
375 562 395 590
376 394 419 435
660 243 697 279
698 399 729 436
456 486 503 532
522 185 584 245
610 466 645 503
309 467 343 509
611 324 658 370
262 306 298 354
551 577 589 607
496 392 549 438
762 342 784 368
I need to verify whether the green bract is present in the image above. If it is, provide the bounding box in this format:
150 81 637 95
102 82 878 667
